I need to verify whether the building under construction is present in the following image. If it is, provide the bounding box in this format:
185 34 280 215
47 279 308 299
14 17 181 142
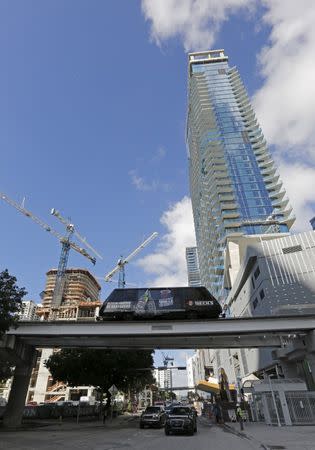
37 268 101 321
3 269 102 403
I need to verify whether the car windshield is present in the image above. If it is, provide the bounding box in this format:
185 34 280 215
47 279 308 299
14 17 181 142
145 407 161 413
170 407 191 415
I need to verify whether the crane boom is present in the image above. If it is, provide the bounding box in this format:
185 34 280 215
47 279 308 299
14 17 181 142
1 193 64 241
104 232 158 284
123 232 158 265
0 193 96 263
51 208 103 260
1 192 98 313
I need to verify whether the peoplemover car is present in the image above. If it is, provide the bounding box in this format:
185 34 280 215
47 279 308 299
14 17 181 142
99 287 221 321
165 406 197 436
140 406 166 428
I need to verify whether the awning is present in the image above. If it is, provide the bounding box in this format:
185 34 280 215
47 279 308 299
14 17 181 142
196 380 236 394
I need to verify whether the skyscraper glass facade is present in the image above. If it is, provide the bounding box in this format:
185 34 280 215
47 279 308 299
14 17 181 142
187 50 295 302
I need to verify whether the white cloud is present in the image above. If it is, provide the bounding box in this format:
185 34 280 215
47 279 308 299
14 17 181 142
151 146 167 164
141 0 315 231
141 0 254 51
276 158 315 232
129 169 170 192
252 1 315 231
253 1 315 164
136 196 195 286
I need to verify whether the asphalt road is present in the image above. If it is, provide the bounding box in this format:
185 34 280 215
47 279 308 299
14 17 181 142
0 417 260 450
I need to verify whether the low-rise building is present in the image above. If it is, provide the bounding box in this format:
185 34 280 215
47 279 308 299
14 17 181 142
154 368 172 390
211 230 315 385
19 300 40 321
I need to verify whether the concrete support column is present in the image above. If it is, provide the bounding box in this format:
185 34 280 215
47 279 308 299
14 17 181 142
305 354 315 385
280 360 299 379
3 347 36 428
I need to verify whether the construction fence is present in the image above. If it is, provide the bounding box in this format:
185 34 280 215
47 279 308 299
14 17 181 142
251 391 315 426
0 404 100 420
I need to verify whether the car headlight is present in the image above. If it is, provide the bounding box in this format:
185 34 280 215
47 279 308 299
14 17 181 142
153 414 159 418
184 419 191 425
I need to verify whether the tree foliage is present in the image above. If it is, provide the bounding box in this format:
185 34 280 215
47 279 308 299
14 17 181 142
45 349 155 395
0 269 26 381
0 269 26 336
0 361 14 383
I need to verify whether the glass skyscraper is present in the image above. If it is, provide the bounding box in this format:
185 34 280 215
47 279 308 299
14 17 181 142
186 50 295 303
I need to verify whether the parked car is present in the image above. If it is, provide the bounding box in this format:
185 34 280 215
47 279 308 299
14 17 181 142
26 401 38 406
140 406 166 428
165 406 197 436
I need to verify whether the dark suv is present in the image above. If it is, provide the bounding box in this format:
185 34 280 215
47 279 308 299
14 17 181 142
140 406 166 428
165 406 197 436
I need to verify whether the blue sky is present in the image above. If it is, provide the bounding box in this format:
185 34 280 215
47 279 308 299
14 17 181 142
1 1 314 370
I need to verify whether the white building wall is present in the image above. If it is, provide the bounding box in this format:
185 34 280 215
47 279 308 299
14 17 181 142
186 355 197 388
19 300 39 321
154 368 171 389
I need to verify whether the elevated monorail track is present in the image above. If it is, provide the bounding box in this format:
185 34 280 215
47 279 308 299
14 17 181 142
7 314 315 349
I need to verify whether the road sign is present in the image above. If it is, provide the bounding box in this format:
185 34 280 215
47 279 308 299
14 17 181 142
109 384 118 395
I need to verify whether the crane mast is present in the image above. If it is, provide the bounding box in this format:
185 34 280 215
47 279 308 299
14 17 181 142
50 223 74 309
104 232 158 288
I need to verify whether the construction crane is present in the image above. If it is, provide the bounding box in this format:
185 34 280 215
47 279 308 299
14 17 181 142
161 352 174 393
162 353 174 368
104 232 158 288
0 192 101 310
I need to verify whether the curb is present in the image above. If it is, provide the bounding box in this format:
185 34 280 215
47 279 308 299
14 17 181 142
223 423 268 449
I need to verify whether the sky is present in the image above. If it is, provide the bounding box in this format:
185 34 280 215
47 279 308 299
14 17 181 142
1 1 314 373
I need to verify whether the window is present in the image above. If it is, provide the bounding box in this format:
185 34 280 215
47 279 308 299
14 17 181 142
253 298 258 309
259 289 265 300
254 266 260 280
251 277 255 289
218 68 226 75
282 245 302 254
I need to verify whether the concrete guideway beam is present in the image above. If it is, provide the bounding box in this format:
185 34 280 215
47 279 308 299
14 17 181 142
6 314 315 349
2 316 315 427
0 334 37 365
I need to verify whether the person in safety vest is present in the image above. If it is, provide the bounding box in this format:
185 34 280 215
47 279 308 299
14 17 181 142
236 403 245 430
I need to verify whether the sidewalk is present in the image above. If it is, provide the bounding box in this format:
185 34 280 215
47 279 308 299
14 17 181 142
225 421 315 450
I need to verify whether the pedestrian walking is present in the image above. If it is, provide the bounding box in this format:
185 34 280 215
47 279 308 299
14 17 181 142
213 402 222 424
236 403 244 431
102 393 111 424
102 403 107 424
